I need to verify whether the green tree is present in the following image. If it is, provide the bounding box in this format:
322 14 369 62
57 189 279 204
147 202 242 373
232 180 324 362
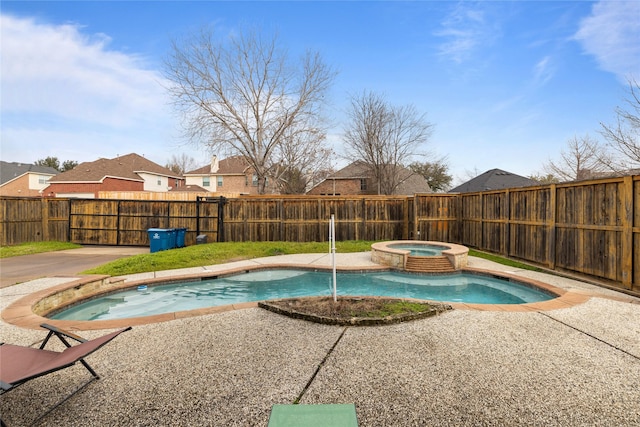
528 173 559 184
35 157 78 172
408 157 452 192
62 160 78 171
34 156 60 171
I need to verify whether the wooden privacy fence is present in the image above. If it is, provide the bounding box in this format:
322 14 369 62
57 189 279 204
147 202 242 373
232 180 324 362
224 195 416 242
0 197 224 247
459 175 639 290
0 175 638 291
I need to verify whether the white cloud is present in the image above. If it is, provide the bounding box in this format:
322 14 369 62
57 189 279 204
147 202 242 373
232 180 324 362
434 3 499 64
574 1 640 81
533 55 555 87
1 14 170 126
0 13 179 164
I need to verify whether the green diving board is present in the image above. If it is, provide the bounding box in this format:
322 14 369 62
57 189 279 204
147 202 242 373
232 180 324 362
268 404 358 427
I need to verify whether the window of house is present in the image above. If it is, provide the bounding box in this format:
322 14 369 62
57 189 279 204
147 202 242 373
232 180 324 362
203 177 210 187
252 174 258 187
360 179 367 191
157 179 162 186
38 176 49 185
217 176 223 187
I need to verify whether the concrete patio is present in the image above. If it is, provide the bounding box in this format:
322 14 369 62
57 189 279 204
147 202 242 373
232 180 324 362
1 251 639 426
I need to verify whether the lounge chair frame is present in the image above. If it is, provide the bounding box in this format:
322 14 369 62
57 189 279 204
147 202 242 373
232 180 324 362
0 324 131 426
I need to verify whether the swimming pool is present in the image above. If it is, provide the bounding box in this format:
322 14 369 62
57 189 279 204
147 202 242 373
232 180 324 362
50 269 556 321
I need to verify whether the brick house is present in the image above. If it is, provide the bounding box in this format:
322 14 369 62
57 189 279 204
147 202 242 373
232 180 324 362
184 156 266 196
0 161 59 197
307 161 431 195
43 153 184 198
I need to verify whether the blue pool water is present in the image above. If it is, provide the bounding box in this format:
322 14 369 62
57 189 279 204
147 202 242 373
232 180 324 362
389 243 448 256
50 270 556 321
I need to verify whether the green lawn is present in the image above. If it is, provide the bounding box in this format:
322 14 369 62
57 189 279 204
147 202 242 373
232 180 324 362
0 241 82 258
1 240 542 276
468 249 543 272
83 240 377 276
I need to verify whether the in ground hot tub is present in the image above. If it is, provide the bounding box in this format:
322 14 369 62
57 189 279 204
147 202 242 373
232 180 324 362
371 241 469 272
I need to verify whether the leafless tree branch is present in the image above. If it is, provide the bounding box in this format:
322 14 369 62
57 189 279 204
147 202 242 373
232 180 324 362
164 26 336 193
343 91 433 195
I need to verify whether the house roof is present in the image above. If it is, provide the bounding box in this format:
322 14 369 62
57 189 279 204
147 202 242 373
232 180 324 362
395 171 432 195
48 153 181 183
184 165 211 175
185 156 251 176
449 169 539 193
0 161 58 185
329 161 371 179
310 161 431 195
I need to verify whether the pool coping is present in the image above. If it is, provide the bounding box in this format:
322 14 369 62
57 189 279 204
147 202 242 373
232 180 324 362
1 263 592 331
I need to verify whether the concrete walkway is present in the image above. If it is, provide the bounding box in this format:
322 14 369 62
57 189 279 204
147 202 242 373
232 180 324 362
1 249 639 426
0 246 148 288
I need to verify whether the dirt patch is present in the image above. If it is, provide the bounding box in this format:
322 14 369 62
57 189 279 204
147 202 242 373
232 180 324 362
259 296 452 326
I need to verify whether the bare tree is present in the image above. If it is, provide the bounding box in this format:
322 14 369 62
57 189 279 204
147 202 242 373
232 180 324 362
600 78 640 171
164 26 336 194
272 125 334 194
543 134 611 181
165 153 200 175
343 91 433 195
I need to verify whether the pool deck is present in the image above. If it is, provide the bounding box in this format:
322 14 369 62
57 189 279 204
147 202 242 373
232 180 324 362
1 249 639 426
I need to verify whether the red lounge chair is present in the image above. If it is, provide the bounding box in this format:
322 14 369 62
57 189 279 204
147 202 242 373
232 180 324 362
0 324 131 426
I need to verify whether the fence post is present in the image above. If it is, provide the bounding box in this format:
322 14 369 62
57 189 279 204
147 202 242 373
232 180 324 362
116 200 121 246
621 176 633 289
196 196 201 236
41 198 49 241
218 196 226 242
413 196 419 240
67 199 72 242
548 184 556 270
479 193 484 250
505 189 511 257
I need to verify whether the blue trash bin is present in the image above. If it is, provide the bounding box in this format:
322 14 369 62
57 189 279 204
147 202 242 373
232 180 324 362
167 228 177 249
148 228 173 253
175 228 187 248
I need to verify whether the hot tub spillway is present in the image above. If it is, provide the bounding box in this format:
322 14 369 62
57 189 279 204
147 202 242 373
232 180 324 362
405 255 455 273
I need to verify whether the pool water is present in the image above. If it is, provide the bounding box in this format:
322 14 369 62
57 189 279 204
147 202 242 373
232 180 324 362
50 270 555 321
388 243 449 256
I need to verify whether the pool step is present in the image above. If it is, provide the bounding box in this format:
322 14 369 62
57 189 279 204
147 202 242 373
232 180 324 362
405 256 455 273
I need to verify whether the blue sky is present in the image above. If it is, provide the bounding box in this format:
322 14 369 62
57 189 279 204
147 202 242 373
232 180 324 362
1 1 638 185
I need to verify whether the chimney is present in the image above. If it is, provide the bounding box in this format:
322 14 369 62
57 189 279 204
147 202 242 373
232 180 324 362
210 155 219 173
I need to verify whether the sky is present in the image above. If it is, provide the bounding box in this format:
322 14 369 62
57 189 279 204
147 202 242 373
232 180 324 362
1 1 639 185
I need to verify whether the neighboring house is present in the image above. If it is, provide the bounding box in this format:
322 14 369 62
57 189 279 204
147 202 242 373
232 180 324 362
449 169 539 193
184 155 263 196
43 153 184 198
0 161 59 197
307 161 432 196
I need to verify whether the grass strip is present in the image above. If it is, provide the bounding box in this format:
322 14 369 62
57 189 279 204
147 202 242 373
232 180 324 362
0 241 82 258
468 249 543 272
83 240 376 276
